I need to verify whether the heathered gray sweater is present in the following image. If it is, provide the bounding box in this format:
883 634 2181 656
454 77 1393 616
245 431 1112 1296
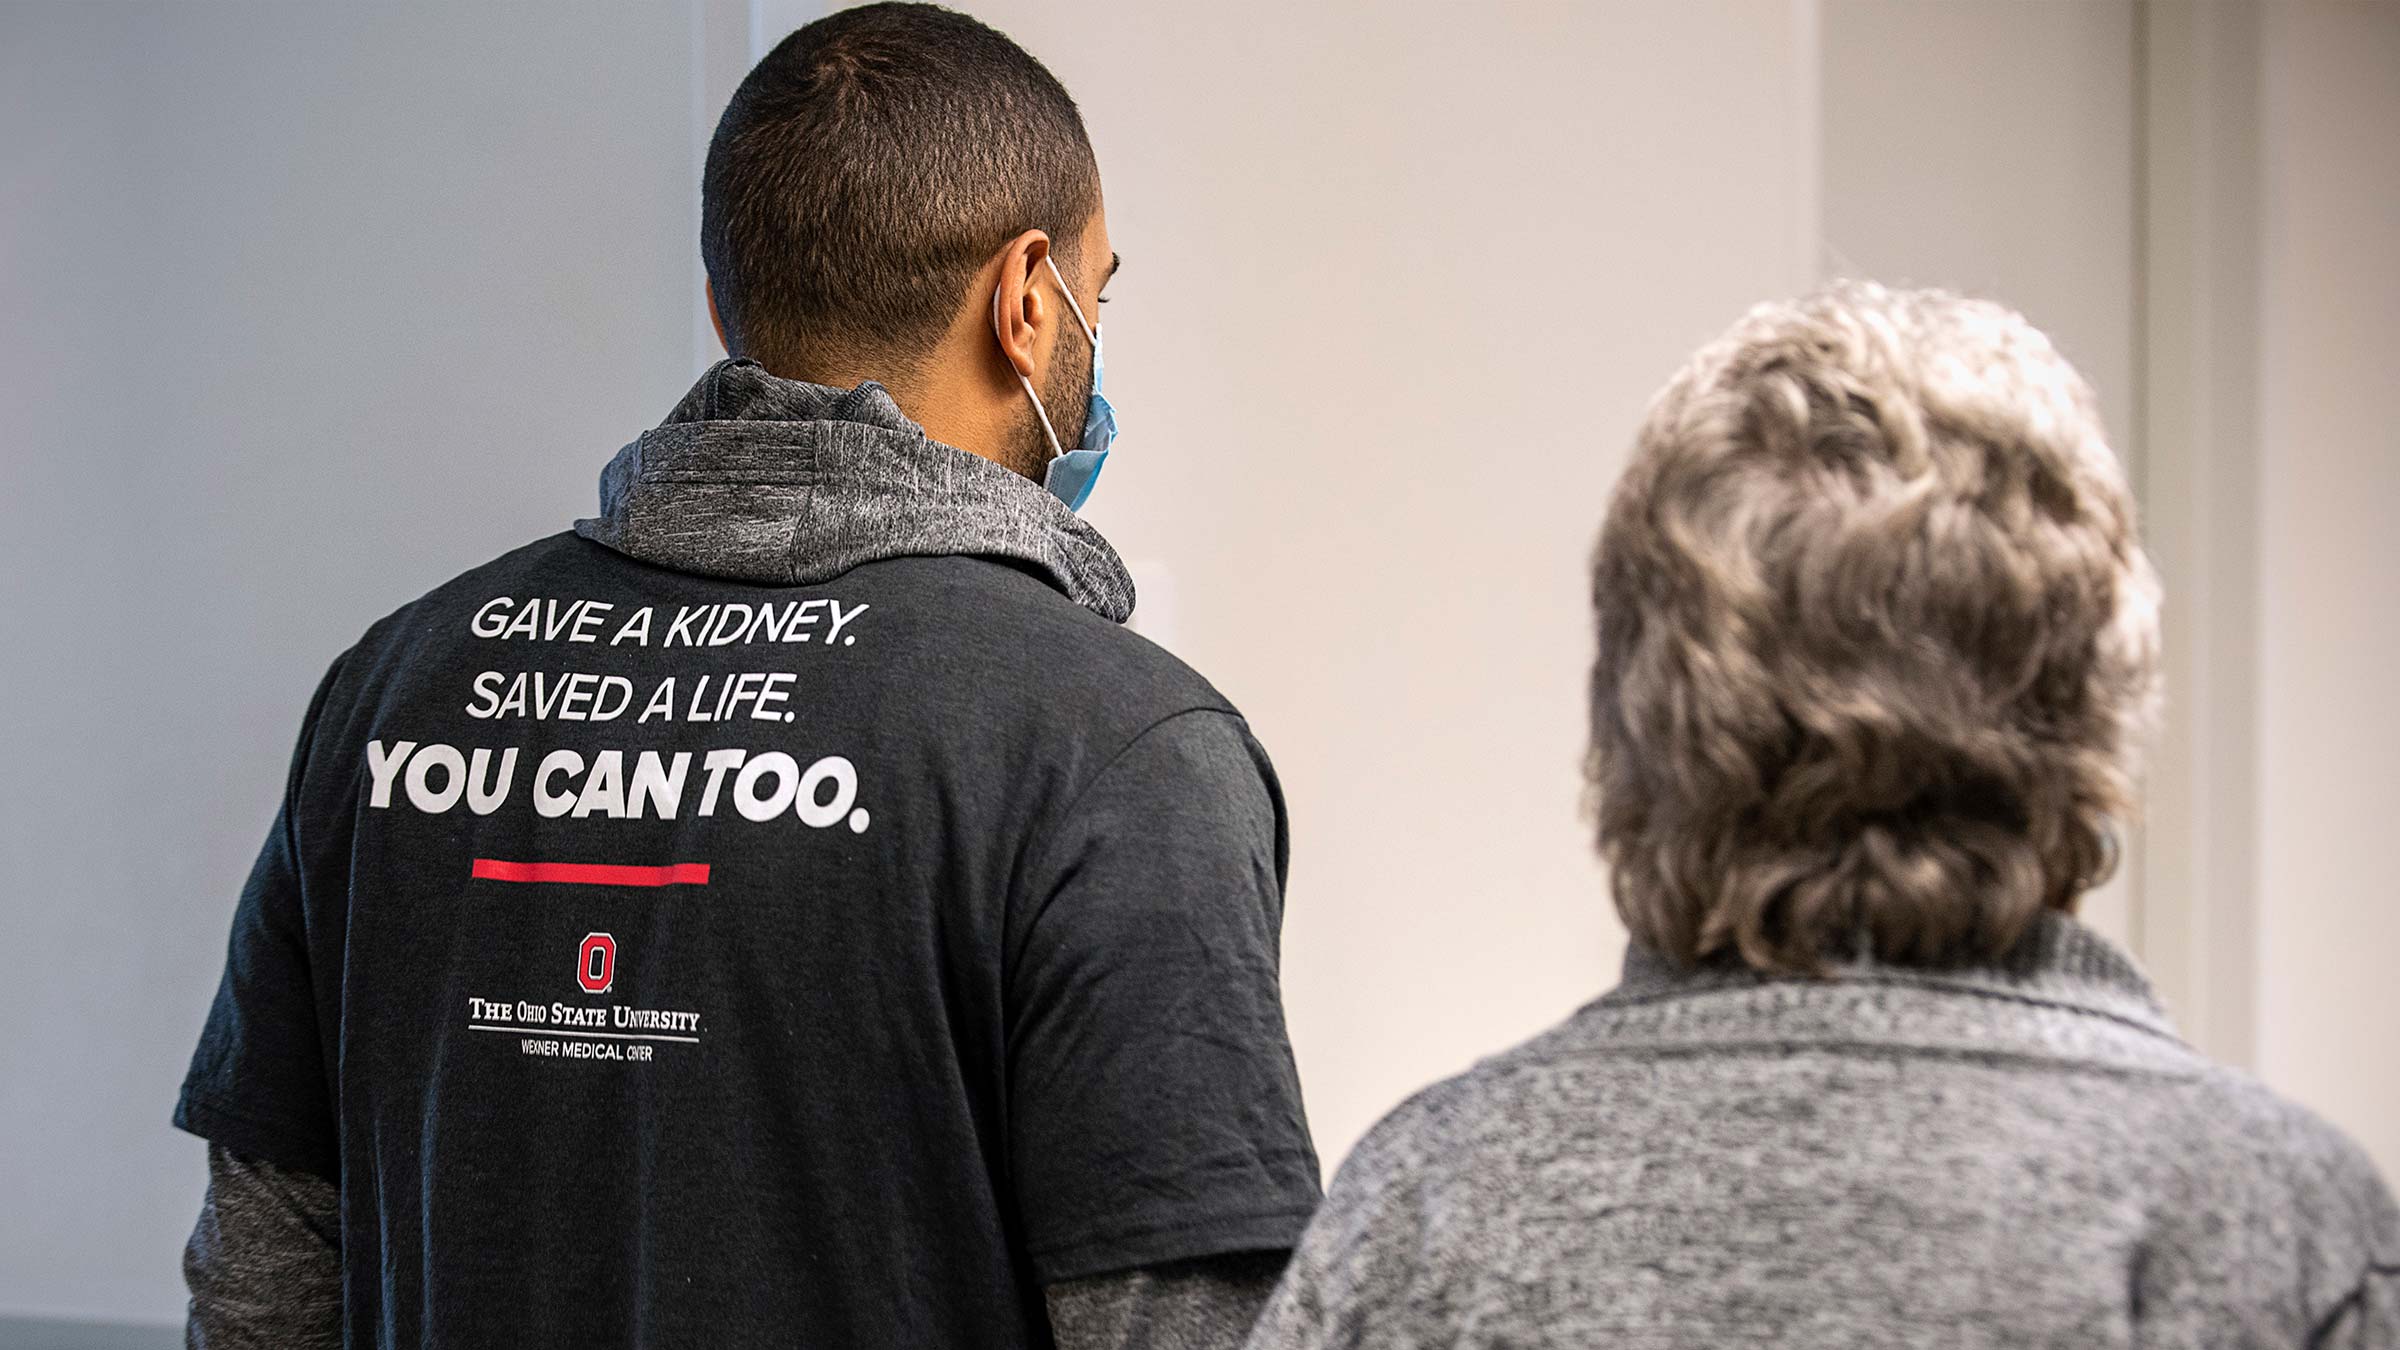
1248 915 2399 1348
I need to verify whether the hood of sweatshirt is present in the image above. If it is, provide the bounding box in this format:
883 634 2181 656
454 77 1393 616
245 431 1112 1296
574 359 1135 622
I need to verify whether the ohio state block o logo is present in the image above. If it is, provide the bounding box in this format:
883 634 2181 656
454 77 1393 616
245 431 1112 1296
578 932 616 994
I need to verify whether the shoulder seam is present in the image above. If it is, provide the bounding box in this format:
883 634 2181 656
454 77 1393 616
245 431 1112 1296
1050 706 1246 831
1003 705 1252 971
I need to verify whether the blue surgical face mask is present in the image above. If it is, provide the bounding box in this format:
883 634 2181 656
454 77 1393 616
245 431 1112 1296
997 255 1117 511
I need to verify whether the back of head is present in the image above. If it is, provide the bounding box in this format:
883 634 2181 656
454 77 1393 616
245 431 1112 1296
701 2 1101 380
1588 283 2163 974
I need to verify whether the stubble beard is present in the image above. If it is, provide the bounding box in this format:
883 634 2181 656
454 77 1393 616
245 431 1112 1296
1009 339 1092 486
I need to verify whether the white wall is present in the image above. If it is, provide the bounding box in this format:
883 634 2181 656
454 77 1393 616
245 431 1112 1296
2136 0 2272 1093
2254 0 2400 1183
982 0 1821 1169
0 3 700 1323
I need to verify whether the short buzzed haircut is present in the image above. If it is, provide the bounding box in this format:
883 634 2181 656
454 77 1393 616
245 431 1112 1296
701 3 1101 377
1588 283 2162 975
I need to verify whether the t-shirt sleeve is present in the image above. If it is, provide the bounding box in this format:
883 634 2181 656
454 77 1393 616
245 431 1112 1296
1242 1080 1467 1350
1007 708 1323 1283
174 655 349 1182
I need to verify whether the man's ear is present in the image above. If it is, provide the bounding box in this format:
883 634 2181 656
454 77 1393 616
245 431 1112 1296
706 281 729 357
988 228 1055 383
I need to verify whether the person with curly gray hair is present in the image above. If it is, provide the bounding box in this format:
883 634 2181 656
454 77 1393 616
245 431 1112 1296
1247 283 2399 1349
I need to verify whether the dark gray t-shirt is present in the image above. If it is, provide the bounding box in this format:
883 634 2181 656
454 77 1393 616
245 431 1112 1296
178 532 1321 1348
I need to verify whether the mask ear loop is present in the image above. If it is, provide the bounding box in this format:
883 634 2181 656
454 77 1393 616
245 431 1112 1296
994 267 1068 461
1043 254 1100 345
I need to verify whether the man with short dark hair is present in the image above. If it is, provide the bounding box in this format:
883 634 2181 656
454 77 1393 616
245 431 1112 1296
177 7 1321 1346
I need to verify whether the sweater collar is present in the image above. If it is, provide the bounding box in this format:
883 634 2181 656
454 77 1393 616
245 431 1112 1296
574 360 1136 622
1608 912 2173 1037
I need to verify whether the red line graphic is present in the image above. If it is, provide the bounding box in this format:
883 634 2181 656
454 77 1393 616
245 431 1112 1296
471 859 711 887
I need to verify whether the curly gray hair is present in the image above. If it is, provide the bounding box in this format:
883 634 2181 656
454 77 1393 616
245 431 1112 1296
1589 283 2163 973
